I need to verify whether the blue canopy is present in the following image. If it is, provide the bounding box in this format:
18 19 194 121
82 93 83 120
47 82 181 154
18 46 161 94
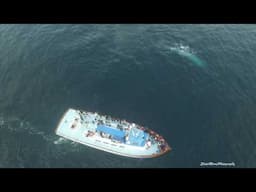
97 125 125 142
128 128 148 146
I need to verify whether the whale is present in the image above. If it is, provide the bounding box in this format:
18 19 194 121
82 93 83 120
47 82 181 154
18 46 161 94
169 45 206 67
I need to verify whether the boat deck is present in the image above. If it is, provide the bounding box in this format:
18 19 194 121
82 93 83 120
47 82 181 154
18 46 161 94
55 108 170 158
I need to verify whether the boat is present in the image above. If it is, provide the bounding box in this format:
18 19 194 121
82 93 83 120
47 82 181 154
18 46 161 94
55 108 171 158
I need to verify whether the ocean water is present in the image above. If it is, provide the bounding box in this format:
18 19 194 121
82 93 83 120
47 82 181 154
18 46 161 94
0 24 256 168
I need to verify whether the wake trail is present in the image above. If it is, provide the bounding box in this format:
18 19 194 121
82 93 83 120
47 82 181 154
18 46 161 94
0 115 57 143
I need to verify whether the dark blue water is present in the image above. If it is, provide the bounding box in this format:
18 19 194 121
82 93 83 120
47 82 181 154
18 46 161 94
0 24 256 168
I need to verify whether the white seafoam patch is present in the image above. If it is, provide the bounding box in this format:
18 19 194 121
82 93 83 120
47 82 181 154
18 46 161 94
54 137 68 145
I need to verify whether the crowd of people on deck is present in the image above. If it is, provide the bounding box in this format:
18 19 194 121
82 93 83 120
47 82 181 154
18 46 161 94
85 130 95 137
146 129 169 152
78 110 169 152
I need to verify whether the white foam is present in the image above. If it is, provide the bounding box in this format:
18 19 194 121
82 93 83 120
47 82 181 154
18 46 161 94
54 137 67 145
169 43 195 55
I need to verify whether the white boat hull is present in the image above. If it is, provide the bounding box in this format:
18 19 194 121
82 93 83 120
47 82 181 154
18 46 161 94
55 108 171 158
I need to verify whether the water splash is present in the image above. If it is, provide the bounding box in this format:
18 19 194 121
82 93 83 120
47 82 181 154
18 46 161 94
54 137 68 145
169 44 206 67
